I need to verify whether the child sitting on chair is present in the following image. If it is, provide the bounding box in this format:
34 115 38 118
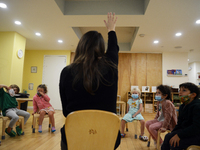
32 84 56 133
161 82 200 150
120 88 148 141
146 85 177 149
0 84 30 137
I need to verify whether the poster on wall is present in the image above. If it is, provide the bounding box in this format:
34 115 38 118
167 69 182 75
142 86 150 92
131 86 139 91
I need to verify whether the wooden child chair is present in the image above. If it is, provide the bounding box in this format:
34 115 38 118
65 110 120 150
32 112 51 133
147 129 171 150
125 120 138 139
1 116 24 139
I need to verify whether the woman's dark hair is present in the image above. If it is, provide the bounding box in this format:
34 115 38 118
37 84 48 93
157 85 172 101
179 82 199 99
71 31 117 95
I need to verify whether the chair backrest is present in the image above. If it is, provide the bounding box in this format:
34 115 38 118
187 145 200 150
65 110 120 150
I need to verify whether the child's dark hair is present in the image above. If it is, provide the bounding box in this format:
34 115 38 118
37 84 47 93
10 84 20 93
157 85 172 101
179 82 199 99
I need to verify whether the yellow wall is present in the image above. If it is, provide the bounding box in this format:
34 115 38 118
0 32 26 90
23 50 71 106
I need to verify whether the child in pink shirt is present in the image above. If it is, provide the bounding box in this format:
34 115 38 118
32 84 56 133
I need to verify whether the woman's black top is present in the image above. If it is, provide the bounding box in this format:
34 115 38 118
59 31 120 147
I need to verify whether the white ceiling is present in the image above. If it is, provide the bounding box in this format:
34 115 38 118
0 0 200 63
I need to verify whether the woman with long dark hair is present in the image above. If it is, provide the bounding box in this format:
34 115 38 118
59 12 120 149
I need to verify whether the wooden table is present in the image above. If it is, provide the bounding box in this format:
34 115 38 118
16 98 33 109
116 101 126 117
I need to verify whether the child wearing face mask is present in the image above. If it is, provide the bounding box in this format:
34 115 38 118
161 82 200 150
0 84 30 137
32 84 56 133
120 88 148 141
146 85 177 149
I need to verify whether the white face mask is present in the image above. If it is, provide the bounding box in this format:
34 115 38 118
9 89 15 97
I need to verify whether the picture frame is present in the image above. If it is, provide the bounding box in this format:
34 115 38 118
142 86 150 92
131 85 139 91
28 83 34 90
31 66 37 73
151 86 157 92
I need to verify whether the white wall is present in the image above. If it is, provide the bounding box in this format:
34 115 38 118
188 62 196 84
162 52 189 88
189 61 200 85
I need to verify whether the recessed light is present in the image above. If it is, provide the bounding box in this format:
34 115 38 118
154 40 159 44
0 3 7 8
58 40 63 43
35 32 41 36
174 46 182 49
175 33 182 36
15 21 21 25
188 59 189 61
139 34 145 37
196 20 200 24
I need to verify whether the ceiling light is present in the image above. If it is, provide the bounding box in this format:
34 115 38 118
153 40 159 44
58 40 63 43
174 46 182 49
139 34 145 37
15 21 21 25
175 33 182 36
188 59 189 61
196 20 200 24
35 32 41 36
0 3 7 8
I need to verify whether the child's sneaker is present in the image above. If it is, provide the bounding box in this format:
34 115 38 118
5 128 16 137
16 126 23 136
38 125 42 133
139 135 148 141
51 127 56 133
121 133 126 138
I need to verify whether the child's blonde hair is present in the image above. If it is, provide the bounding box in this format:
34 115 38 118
131 88 141 97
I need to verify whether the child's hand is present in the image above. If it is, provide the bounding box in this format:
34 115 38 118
32 112 36 115
132 114 136 118
159 127 166 133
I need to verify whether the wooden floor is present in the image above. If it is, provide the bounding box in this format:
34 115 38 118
0 109 167 150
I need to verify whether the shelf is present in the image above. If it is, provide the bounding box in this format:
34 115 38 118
167 75 183 77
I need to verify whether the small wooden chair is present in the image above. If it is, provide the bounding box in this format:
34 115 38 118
65 110 120 150
187 145 200 150
32 113 51 133
125 120 138 139
147 129 171 150
1 116 24 139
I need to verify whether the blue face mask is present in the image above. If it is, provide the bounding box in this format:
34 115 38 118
132 94 139 99
155 95 164 101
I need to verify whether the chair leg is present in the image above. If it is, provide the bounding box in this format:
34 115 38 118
147 134 151 147
49 118 51 132
2 118 7 140
32 116 36 133
20 117 24 135
125 122 128 132
134 120 137 139
157 130 161 150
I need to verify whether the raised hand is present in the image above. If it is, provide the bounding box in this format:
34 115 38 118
104 12 117 32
